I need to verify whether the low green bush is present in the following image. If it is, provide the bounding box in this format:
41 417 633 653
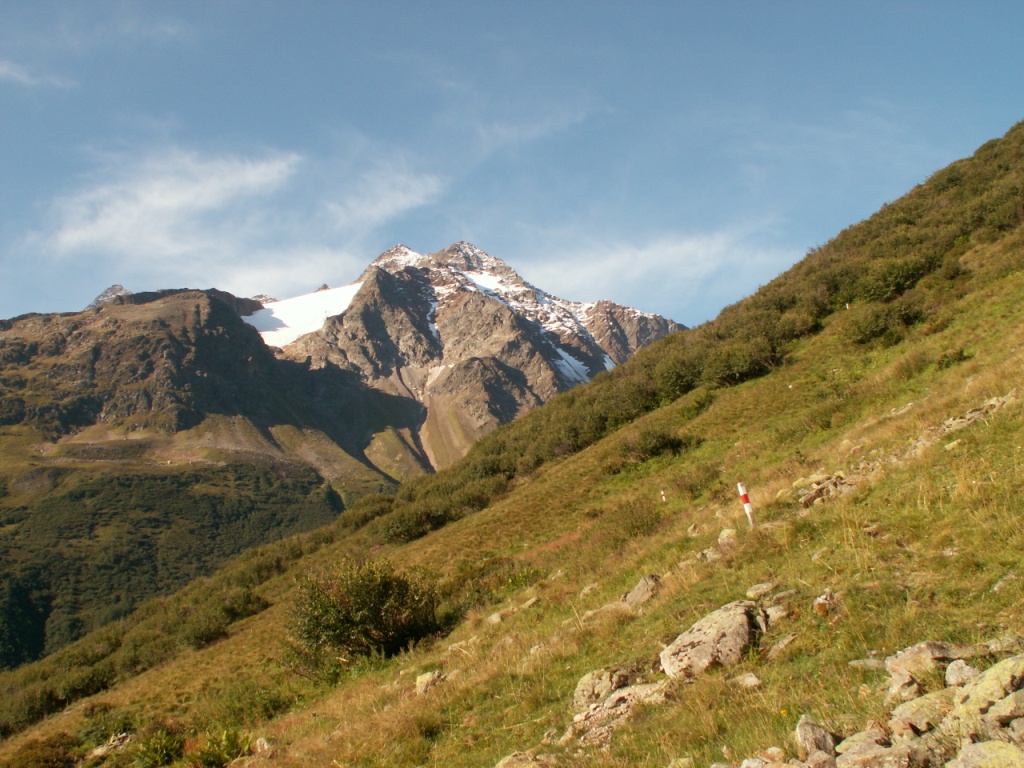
285 558 440 681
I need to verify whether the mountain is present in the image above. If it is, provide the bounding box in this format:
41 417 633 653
246 242 684 467
0 246 679 668
2 120 1021 768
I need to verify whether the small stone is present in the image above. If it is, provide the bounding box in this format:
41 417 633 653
623 575 661 609
806 750 837 768
730 672 762 688
719 528 739 549
757 746 786 762
848 659 887 672
835 727 888 755
415 670 444 695
579 582 600 597
766 633 798 662
993 574 1020 593
813 589 844 621
947 659 981 687
494 752 558 768
746 582 778 601
795 714 836 759
765 605 790 625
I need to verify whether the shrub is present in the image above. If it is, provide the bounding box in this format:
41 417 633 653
286 558 440 680
132 726 185 768
190 728 252 767
937 347 970 369
0 731 80 768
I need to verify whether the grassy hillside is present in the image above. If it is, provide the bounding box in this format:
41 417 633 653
0 121 1022 767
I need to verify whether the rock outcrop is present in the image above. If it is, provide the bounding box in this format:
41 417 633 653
660 600 768 680
265 242 683 468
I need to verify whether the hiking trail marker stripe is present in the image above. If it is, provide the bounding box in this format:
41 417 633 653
737 482 757 528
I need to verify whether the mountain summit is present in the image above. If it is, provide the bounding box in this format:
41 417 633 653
245 242 683 467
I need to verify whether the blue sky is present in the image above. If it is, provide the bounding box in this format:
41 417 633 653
2 2 1023 326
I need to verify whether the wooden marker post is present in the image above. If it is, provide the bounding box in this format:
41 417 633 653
737 482 757 528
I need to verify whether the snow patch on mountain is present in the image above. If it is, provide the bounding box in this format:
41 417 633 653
553 347 591 385
246 282 363 348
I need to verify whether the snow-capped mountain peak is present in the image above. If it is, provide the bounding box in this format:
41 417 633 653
241 242 683 466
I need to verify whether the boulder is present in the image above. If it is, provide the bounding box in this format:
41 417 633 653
795 714 837 759
660 601 768 679
984 689 1024 727
572 666 633 712
559 680 667 748
946 740 1024 768
888 688 954 739
415 670 444 695
946 659 981 687
622 574 661 609
885 641 982 702
834 741 926 767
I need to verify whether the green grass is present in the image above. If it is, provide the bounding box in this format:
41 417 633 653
2 120 1024 767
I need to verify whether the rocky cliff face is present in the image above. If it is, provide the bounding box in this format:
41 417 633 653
0 243 682 477
265 242 684 467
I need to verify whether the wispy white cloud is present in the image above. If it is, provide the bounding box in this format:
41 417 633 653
468 103 592 153
325 163 443 232
46 148 301 262
30 141 449 302
0 59 75 88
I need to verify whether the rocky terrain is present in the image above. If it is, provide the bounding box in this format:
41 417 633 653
265 242 683 467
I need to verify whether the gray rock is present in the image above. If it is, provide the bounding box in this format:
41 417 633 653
561 681 667 748
834 741 926 767
795 714 836 759
494 752 558 768
623 575 661 609
415 670 444 695
766 634 798 663
746 582 778 601
848 659 888 672
945 740 1024 767
730 672 762 688
885 641 982 702
946 659 981 687
572 666 633 712
888 688 954 739
1009 718 1024 745
985 689 1024 727
807 750 838 768
660 601 767 679
835 727 888 755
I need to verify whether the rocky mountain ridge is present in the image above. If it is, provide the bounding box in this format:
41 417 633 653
251 241 684 467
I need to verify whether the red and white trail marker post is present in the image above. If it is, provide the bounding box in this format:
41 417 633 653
737 482 757 529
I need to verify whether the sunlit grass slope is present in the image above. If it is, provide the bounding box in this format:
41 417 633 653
1 121 1023 767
